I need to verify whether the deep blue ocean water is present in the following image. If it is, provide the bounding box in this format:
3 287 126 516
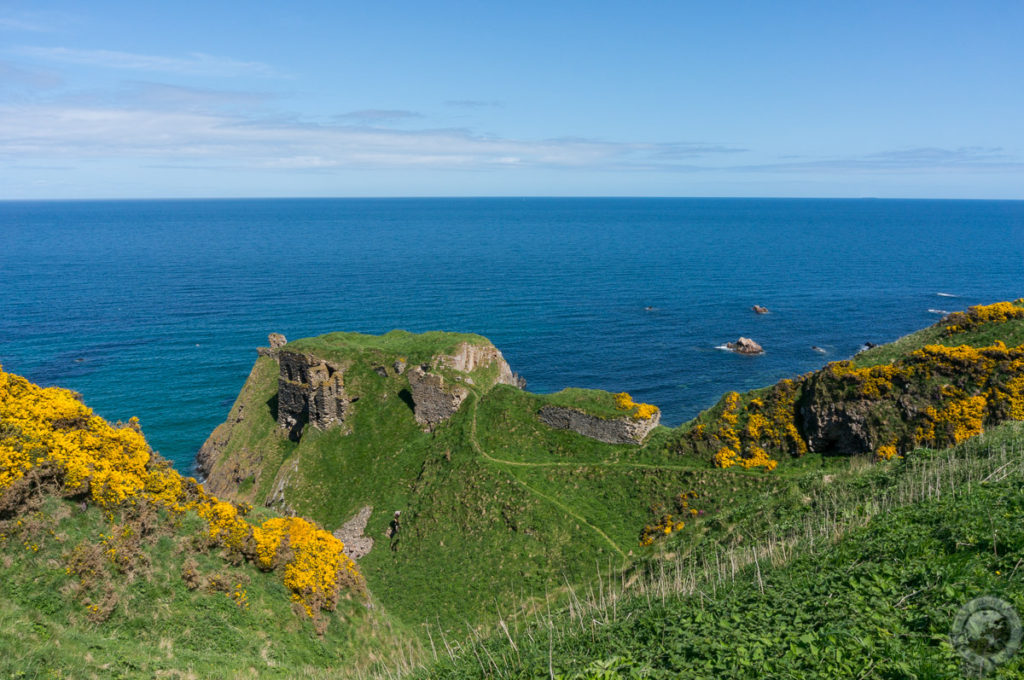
2 198 1022 471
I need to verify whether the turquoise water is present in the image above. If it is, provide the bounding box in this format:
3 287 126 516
1 198 1022 470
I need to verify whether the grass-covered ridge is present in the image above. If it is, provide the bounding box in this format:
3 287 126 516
283 329 492 368
199 306 1024 642
541 387 659 420
0 366 417 678
670 300 1024 475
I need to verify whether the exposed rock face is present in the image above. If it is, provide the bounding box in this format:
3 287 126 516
799 398 876 454
440 342 525 388
752 305 770 314
538 406 660 445
404 342 525 428
334 506 374 560
277 351 351 439
798 372 908 454
726 337 764 355
407 366 469 428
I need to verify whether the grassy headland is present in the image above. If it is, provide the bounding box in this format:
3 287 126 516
3 300 1024 678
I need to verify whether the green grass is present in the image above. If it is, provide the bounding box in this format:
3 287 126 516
854 315 1024 368
283 330 490 367
0 496 423 680
417 423 1024 679
539 387 635 420
183 312 1024 678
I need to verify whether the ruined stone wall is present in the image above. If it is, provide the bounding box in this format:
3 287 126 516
277 351 350 438
537 405 660 445
407 366 469 428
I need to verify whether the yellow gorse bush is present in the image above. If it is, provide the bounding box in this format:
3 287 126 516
253 517 362 616
702 390 782 471
943 300 1024 335
0 366 362 619
640 491 701 546
613 392 659 420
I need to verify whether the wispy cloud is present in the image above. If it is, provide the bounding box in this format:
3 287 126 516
4 98 1015 180
732 147 1024 174
14 46 279 77
0 102 742 172
0 16 52 32
121 81 273 111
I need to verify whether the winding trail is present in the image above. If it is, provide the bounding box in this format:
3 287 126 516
467 396 627 558
465 393 793 559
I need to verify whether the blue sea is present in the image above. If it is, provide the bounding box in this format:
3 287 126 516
2 198 1022 470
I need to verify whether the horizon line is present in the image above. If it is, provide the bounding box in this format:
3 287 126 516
3 195 1023 203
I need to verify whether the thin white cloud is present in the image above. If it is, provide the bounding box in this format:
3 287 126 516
0 103 744 172
0 59 63 89
14 46 279 77
732 147 1024 174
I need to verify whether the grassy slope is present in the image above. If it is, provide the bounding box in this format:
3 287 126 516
0 496 419 680
284 330 491 367
201 334 707 633
853 316 1024 368
421 422 1024 679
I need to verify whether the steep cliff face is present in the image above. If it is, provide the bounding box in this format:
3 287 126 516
440 342 526 389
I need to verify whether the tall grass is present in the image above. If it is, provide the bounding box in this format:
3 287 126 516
371 423 1024 679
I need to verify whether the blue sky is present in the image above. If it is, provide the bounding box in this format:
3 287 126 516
1 1 1023 198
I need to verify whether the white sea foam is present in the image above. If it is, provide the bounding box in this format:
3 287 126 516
936 292 958 298
928 309 950 315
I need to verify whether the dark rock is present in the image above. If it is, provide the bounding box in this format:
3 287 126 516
277 352 351 438
407 367 469 428
799 398 875 454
